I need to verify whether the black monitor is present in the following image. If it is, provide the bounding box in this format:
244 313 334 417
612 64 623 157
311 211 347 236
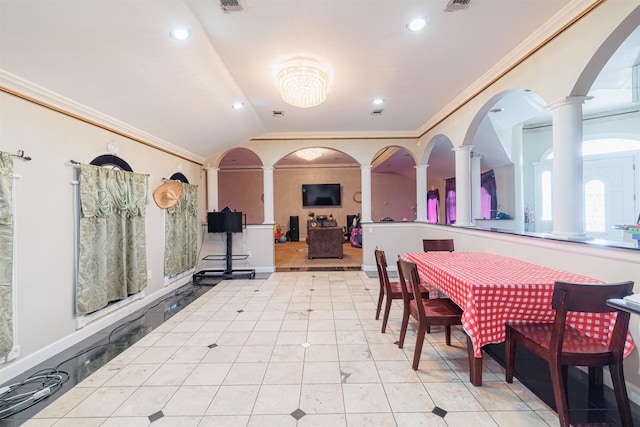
207 210 243 233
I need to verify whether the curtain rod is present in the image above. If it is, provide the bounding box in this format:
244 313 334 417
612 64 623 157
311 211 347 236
11 150 31 161
69 159 150 176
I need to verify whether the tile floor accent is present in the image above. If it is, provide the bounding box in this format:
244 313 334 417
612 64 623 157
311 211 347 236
12 272 573 426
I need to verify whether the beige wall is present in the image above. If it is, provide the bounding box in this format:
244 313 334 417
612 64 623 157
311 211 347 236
274 167 361 239
371 172 416 222
218 169 264 224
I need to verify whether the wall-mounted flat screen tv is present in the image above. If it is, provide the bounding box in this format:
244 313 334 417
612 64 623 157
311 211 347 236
302 183 341 207
207 210 244 233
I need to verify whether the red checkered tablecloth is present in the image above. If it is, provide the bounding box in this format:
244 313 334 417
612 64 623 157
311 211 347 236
403 252 634 358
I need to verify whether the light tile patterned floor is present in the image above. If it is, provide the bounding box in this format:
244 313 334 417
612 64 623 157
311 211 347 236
25 271 558 426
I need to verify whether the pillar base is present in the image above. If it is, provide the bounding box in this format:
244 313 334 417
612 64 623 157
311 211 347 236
544 232 593 241
453 222 475 228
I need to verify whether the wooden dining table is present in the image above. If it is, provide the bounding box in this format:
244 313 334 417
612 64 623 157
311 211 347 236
402 251 635 386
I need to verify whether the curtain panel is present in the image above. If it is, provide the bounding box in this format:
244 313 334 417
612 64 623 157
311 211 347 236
480 169 498 219
164 183 199 277
445 178 456 225
427 189 440 224
77 164 148 315
0 153 13 358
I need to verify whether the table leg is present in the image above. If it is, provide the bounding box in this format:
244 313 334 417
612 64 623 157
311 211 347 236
466 335 483 386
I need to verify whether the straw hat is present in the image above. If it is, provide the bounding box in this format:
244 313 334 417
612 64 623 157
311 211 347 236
153 180 183 209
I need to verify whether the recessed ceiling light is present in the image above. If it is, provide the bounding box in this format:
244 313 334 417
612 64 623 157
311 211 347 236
231 102 244 110
372 98 385 106
170 27 192 40
407 17 427 32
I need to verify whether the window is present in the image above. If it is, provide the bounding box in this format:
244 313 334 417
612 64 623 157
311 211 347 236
541 171 552 221
585 179 605 232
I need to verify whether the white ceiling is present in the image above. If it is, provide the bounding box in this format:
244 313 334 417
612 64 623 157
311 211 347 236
0 0 637 177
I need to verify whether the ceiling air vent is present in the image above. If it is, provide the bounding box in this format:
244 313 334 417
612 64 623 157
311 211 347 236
444 0 471 12
220 0 243 13
371 109 384 116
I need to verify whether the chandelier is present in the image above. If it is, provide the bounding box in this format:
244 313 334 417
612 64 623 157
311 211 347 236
296 148 322 161
277 58 329 108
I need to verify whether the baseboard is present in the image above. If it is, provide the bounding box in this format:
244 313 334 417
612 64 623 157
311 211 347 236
0 279 192 385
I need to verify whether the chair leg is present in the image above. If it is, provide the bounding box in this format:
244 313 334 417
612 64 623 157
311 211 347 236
588 366 603 385
412 323 427 370
381 295 392 333
444 325 451 346
609 362 633 427
549 359 571 427
375 289 384 320
505 329 516 383
398 303 410 348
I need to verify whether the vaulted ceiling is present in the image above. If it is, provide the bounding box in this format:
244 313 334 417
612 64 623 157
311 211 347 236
1 1 637 178
0 1 572 155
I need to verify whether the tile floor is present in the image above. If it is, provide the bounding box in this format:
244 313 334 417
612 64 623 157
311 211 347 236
9 271 566 427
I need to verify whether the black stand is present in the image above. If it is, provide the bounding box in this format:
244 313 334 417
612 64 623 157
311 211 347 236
192 232 255 284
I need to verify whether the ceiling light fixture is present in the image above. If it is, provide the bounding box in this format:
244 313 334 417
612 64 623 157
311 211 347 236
372 98 385 105
277 58 329 108
231 102 244 110
170 27 192 40
296 148 322 161
407 17 427 32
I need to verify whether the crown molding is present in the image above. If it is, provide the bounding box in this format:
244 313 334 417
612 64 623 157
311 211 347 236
0 70 205 165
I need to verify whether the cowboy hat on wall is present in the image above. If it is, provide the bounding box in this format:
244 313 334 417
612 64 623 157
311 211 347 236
153 180 184 209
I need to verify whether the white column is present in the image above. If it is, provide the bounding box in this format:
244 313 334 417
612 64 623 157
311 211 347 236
416 164 428 222
512 125 526 232
470 152 483 221
360 165 372 223
263 166 275 224
453 145 474 226
547 96 591 239
205 167 219 212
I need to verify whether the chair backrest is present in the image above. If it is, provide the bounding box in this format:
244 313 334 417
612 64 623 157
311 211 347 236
550 280 634 355
396 258 413 304
374 249 391 295
422 239 454 252
398 259 426 320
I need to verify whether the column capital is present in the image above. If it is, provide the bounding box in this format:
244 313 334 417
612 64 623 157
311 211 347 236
451 145 474 152
205 166 219 172
262 166 274 172
546 95 593 110
415 164 429 170
361 164 372 171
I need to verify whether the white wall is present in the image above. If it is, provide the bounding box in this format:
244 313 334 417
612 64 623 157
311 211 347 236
0 92 206 382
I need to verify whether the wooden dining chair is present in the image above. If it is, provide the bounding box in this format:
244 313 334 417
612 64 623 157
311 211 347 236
505 280 634 427
397 258 463 370
374 249 429 334
422 238 454 252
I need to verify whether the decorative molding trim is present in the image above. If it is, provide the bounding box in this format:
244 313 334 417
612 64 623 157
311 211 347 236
0 70 205 165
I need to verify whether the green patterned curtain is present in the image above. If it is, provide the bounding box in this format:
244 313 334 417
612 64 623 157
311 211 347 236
0 153 13 358
77 164 148 315
164 183 198 276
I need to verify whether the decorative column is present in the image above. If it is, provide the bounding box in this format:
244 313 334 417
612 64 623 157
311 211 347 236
453 145 474 227
547 96 591 239
470 152 483 221
511 125 526 232
262 166 275 224
205 166 219 212
360 165 372 223
416 164 428 222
